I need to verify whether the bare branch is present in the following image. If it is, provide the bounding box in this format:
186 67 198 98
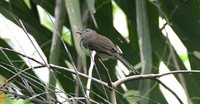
154 78 183 104
113 70 200 87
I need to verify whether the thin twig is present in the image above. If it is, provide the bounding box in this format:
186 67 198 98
98 60 112 87
0 47 44 65
0 48 35 96
0 89 50 104
154 78 183 104
0 63 74 103
98 60 116 103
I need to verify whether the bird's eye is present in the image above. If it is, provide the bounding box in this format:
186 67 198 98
83 29 92 33
84 29 89 32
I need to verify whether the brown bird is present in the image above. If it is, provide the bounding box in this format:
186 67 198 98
76 28 139 74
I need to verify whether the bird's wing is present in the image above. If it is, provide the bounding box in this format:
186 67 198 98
82 35 120 56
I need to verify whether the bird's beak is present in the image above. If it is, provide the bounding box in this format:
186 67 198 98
76 29 82 34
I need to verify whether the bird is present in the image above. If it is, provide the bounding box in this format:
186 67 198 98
76 28 139 74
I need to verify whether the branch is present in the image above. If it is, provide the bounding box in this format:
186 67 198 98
154 78 183 104
86 51 96 97
50 64 108 87
113 70 200 87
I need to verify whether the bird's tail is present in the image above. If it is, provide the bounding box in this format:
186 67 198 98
114 54 139 74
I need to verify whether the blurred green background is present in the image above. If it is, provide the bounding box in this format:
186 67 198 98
0 0 200 104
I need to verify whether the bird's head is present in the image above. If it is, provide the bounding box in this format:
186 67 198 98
76 28 96 37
